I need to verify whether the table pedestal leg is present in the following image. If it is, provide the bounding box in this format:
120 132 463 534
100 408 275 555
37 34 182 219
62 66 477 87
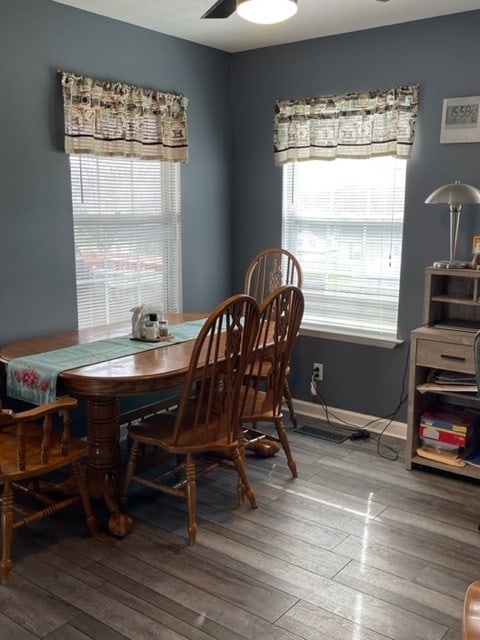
86 396 133 537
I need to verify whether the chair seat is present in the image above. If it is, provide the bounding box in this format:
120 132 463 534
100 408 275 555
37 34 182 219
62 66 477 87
239 386 279 421
130 410 235 454
0 423 88 480
249 361 291 378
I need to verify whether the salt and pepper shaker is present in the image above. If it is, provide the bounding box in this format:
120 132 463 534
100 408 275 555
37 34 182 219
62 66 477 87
144 313 159 340
133 308 168 340
158 318 169 337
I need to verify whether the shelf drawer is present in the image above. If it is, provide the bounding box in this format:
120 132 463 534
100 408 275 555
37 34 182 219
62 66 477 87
416 338 474 372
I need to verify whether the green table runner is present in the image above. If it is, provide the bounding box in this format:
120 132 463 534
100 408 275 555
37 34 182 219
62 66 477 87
7 318 206 405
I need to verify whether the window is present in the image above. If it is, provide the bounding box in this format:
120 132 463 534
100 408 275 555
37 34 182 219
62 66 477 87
69 155 182 329
282 156 407 344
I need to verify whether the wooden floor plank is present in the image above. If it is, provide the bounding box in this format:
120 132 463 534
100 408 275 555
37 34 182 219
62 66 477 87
1 427 479 640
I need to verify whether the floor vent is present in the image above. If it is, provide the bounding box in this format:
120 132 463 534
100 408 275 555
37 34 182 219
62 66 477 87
296 423 350 443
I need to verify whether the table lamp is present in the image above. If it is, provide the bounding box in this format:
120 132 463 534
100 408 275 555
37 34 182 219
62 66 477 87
425 180 480 268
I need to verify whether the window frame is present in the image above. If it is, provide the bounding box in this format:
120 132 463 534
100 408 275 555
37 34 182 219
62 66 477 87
282 157 407 348
69 155 183 330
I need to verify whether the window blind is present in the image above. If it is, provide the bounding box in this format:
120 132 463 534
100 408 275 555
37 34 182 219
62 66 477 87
70 155 182 329
282 156 407 341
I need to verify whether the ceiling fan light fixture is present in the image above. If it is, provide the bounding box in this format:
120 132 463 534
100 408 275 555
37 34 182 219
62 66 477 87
237 0 297 25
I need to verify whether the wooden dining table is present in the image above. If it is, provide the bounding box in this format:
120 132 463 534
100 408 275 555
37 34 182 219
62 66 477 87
0 312 206 537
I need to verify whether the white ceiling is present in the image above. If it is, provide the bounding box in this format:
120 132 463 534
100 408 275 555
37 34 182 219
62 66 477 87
52 0 480 53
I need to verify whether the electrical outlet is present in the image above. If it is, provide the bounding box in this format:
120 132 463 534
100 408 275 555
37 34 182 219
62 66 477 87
310 362 323 395
313 362 323 381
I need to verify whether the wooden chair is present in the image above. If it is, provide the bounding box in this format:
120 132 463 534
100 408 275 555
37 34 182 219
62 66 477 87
240 285 305 478
121 293 260 546
244 247 303 430
464 580 480 640
0 397 97 585
244 247 303 302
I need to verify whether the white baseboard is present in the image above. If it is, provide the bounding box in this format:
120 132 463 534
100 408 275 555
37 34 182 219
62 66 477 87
292 399 407 440
119 399 407 441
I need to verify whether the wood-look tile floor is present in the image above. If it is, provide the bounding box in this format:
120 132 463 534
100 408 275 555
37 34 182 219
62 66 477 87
2 421 480 640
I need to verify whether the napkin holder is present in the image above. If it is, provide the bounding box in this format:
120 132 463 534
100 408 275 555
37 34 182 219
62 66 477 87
130 303 164 339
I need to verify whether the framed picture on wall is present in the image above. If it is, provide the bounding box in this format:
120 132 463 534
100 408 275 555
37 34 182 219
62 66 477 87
440 96 480 143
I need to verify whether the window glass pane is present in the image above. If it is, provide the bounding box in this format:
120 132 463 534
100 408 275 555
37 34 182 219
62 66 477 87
70 155 182 329
282 157 407 339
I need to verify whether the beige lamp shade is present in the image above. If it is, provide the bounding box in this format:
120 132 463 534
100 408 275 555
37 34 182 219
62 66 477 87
425 182 480 206
425 181 480 268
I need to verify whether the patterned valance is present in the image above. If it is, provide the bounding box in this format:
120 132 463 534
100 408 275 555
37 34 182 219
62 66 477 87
273 84 419 165
60 71 189 162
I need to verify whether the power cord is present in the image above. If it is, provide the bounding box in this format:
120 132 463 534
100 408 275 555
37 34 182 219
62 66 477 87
309 378 369 439
309 368 370 437
309 339 411 461
359 341 410 461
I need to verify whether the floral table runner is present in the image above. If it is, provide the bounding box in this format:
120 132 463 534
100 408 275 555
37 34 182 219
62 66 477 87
7 318 206 405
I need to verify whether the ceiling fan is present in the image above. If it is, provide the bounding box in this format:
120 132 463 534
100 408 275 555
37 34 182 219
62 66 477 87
202 0 390 20
202 0 237 19
203 0 298 23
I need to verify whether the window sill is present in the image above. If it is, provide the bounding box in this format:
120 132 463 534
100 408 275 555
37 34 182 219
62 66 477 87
299 323 403 349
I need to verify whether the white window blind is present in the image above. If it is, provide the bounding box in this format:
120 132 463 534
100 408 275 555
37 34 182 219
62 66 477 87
282 156 407 341
70 155 182 329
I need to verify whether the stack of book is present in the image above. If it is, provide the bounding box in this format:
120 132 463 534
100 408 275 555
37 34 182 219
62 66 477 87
417 403 480 467
417 369 478 394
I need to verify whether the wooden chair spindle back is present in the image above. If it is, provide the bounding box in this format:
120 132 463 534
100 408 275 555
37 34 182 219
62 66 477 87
172 294 260 447
244 247 303 304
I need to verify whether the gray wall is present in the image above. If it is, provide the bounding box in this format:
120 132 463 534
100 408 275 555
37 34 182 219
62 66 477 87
1 0 232 346
230 12 480 421
2 0 480 424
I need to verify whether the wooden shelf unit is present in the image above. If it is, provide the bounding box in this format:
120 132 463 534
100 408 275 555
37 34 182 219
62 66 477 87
406 267 480 479
424 266 480 329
